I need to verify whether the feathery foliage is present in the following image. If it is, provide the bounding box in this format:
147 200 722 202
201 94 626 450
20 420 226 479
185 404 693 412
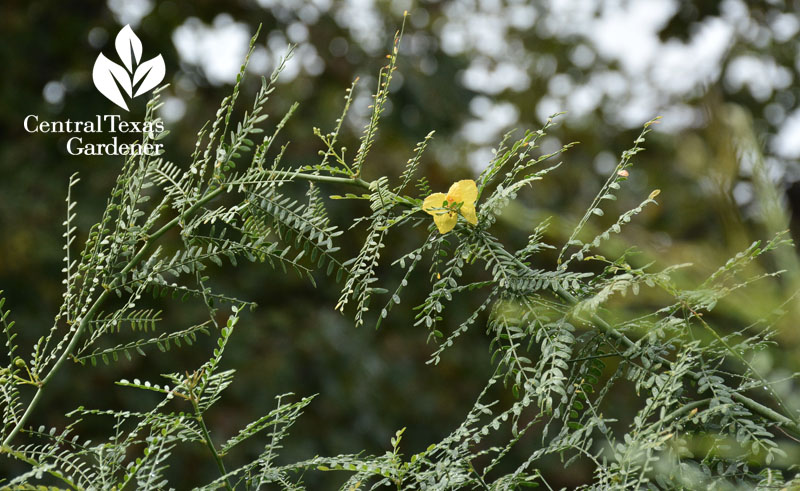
1 23 799 490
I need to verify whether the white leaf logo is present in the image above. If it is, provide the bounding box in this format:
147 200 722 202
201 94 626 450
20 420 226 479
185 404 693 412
115 25 142 72
93 53 132 110
92 25 165 111
133 55 166 97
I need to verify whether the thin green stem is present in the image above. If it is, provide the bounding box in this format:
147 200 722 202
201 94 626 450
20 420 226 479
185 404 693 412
2 187 222 447
233 171 372 190
1 171 373 449
0 445 78 488
661 398 711 424
192 398 233 490
554 287 800 437
2 287 111 447
682 300 797 428
566 352 623 364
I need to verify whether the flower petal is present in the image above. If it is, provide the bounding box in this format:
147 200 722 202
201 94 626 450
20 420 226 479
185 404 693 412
447 179 478 205
433 212 458 234
422 193 448 216
460 203 478 225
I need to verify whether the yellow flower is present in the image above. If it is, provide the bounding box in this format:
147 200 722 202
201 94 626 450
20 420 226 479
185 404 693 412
422 179 478 234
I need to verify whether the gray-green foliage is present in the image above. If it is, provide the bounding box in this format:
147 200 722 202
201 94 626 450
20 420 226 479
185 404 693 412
1 27 799 490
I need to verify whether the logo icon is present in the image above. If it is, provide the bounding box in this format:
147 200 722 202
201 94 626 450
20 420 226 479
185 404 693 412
93 25 165 111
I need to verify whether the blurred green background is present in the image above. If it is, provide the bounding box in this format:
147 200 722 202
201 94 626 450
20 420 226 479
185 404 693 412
1 0 799 487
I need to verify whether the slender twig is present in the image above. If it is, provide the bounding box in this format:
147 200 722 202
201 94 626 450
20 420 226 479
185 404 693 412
567 352 623 364
0 172 372 448
0 445 79 488
497 248 800 438
192 398 232 490
1 184 224 447
554 287 800 437
662 398 711 423
5 163 799 478
681 300 797 427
